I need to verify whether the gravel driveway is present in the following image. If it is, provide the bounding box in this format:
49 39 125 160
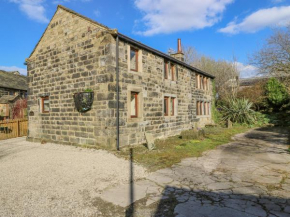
0 138 147 217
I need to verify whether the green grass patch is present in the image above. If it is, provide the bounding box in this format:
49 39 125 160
116 125 250 172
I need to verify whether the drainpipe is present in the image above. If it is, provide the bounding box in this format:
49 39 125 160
116 35 120 151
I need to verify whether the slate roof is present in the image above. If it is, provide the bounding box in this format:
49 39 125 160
0 95 20 104
0 70 27 91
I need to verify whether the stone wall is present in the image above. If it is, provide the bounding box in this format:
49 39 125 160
114 42 213 146
27 8 117 148
27 7 213 148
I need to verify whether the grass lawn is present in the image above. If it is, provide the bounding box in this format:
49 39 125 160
115 125 251 172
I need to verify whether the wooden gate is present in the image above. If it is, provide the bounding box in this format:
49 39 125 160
0 119 28 140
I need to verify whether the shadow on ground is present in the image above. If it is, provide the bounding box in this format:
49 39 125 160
244 127 289 145
124 127 290 217
125 185 290 217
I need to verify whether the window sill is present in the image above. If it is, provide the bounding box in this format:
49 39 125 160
197 115 211 118
40 113 50 116
164 115 177 119
164 79 177 82
196 89 212 95
129 70 141 74
196 88 211 92
128 117 143 123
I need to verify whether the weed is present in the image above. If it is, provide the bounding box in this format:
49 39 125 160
116 125 250 172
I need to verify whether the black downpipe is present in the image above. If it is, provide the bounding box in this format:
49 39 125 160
116 36 120 151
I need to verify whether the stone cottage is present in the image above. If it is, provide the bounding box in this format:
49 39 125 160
0 70 27 98
26 5 214 148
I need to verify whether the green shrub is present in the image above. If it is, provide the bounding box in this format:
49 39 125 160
265 78 289 111
265 112 290 127
220 98 257 125
211 80 222 124
255 112 270 126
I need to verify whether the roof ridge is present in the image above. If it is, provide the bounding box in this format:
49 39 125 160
0 70 27 78
57 5 109 30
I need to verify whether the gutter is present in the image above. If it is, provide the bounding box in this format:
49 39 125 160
116 35 120 151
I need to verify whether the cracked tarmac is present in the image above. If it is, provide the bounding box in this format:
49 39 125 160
100 127 290 217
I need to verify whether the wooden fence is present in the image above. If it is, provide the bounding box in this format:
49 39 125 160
0 119 28 140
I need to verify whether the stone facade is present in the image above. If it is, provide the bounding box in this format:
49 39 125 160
26 5 214 148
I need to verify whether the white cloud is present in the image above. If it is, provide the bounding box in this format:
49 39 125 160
134 0 234 36
94 10 100 17
0 66 27 76
219 6 290 34
9 0 49 23
236 62 259 78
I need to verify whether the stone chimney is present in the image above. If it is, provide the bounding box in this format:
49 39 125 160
170 38 185 62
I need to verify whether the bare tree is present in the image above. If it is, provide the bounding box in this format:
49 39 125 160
250 25 290 76
250 25 290 91
182 46 240 100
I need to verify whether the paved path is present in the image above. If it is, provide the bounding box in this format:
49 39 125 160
100 127 290 217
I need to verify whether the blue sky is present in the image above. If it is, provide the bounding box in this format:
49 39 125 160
1 0 290 77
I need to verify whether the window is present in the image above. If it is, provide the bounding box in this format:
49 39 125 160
196 74 200 89
42 96 50 113
197 101 210 116
196 101 200 115
130 92 138 118
171 97 175 116
206 78 210 91
206 102 210 115
164 61 169 79
196 75 210 90
200 102 204 115
200 76 204 90
164 97 169 116
164 96 176 116
130 48 138 71
171 64 175 81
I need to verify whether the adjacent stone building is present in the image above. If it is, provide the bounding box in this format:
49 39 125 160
0 70 27 98
26 5 214 148
0 95 21 120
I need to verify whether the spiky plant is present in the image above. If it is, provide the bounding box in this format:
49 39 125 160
220 98 257 124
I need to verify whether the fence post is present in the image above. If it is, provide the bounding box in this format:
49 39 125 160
17 119 20 137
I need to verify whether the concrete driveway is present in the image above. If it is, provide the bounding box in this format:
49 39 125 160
99 127 290 217
0 137 147 217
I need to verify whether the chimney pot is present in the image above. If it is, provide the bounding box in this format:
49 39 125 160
177 38 182 53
